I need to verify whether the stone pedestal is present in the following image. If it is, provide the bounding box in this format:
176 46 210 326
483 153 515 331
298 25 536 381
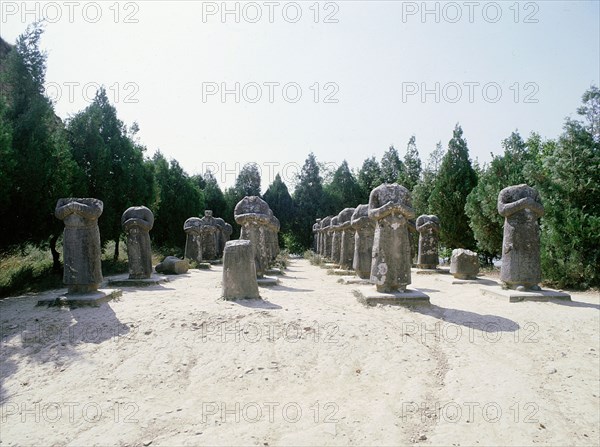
353 287 430 306
337 276 372 285
222 240 260 300
38 288 123 307
108 274 168 287
480 286 571 303
55 198 104 294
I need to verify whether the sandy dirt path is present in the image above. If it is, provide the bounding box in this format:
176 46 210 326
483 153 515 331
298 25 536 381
1 258 598 446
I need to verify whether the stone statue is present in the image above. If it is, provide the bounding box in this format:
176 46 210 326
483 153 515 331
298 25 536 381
183 217 203 263
320 216 333 259
199 210 219 261
416 215 440 269
234 196 271 277
368 184 415 293
312 219 321 252
337 208 356 270
155 256 189 275
55 198 104 294
330 216 341 264
351 204 375 280
222 240 260 300
121 206 154 279
498 184 545 290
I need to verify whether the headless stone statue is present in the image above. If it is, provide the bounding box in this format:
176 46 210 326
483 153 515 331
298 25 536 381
321 216 333 259
330 216 341 264
351 204 375 280
337 208 356 270
199 210 219 261
234 196 271 277
368 184 415 293
183 217 203 263
498 184 545 290
55 198 104 294
416 215 440 269
122 206 154 279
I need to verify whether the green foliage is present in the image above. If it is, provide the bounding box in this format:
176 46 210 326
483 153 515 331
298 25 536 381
324 160 362 212
67 87 154 258
0 23 78 250
465 131 537 259
194 171 227 219
398 135 422 191
235 163 262 197
429 124 478 249
380 145 404 183
263 173 295 235
412 141 444 217
531 93 600 288
151 152 205 249
292 153 325 249
357 156 382 202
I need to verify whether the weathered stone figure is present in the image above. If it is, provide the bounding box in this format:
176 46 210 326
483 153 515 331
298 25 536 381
122 206 154 279
450 248 479 279
330 216 341 264
183 217 203 263
368 184 415 293
199 210 220 261
498 184 545 290
338 208 356 270
313 219 321 252
222 240 260 300
351 204 375 280
416 215 440 269
321 216 333 259
234 196 271 277
269 215 280 260
55 198 104 294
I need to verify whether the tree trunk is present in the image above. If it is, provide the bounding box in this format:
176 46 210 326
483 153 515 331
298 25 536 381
113 237 119 261
50 234 61 273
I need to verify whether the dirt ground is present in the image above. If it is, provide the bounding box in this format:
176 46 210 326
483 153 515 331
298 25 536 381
1 258 598 446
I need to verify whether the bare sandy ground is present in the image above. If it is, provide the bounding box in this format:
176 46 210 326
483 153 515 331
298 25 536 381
1 258 598 446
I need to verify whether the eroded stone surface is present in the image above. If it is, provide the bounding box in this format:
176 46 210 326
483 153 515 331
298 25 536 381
416 215 440 269
368 184 415 293
450 249 479 279
55 198 104 294
330 216 341 264
320 216 333 258
155 256 189 275
498 184 545 291
183 217 203 263
122 206 154 280
222 240 260 300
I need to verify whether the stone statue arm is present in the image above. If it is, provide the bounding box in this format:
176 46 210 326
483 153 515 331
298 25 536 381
235 213 270 226
123 217 153 232
350 215 372 228
370 200 415 220
498 195 544 218
416 220 440 233
56 198 103 220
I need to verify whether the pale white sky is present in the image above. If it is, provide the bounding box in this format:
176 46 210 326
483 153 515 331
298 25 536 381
1 1 598 191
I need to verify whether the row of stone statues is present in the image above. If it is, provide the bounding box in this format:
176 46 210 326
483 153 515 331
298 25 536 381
312 183 545 293
184 211 233 263
53 195 282 296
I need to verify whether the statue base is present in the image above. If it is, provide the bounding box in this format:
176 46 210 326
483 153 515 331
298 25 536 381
108 274 169 287
265 268 283 276
337 276 372 285
257 276 279 287
480 286 571 303
353 287 430 306
328 268 354 276
322 263 339 269
38 288 122 307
